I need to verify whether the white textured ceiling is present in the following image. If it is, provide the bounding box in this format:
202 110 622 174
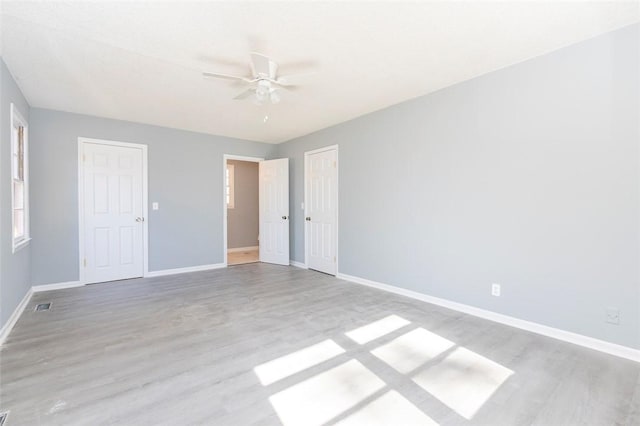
1 1 638 143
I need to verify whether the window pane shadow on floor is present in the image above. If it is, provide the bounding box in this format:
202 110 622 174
255 313 515 425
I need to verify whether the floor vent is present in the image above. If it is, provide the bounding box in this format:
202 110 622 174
0 411 8 425
35 303 52 312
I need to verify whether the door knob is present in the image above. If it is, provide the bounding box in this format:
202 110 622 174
305 217 311 221
282 215 288 220
136 217 145 222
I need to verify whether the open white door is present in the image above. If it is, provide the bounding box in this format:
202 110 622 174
305 147 338 275
259 158 290 265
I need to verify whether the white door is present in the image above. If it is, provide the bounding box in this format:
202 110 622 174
306 148 337 275
259 158 289 265
82 142 144 283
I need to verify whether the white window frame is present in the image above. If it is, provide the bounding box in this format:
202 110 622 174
226 163 235 209
10 103 30 253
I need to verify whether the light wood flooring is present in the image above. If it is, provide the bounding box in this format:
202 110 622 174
1 263 638 425
228 249 259 265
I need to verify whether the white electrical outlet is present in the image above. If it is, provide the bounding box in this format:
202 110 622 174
491 283 501 297
152 202 159 211
605 307 620 325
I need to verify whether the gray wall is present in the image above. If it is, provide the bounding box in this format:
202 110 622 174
29 109 276 285
227 160 259 249
276 24 640 349
0 59 31 327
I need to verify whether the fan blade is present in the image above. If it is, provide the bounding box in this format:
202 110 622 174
275 72 314 86
272 83 299 91
250 52 276 78
233 88 255 100
202 71 253 83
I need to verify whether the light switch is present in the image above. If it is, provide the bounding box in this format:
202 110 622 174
152 202 159 211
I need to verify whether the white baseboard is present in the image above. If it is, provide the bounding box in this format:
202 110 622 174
32 280 84 292
290 260 308 269
336 272 640 363
0 287 33 346
146 263 226 278
228 246 259 253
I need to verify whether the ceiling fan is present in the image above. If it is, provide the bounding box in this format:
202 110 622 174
202 52 302 105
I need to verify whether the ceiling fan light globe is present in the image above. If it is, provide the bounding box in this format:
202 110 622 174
256 84 269 96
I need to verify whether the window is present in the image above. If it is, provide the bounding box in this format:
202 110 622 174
226 164 235 209
11 103 30 252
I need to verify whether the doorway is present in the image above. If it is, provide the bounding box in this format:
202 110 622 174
78 137 148 284
225 156 261 265
223 155 290 267
304 145 338 275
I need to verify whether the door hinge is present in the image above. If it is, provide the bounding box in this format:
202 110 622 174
334 256 336 262
333 160 336 168
82 154 86 162
83 258 87 267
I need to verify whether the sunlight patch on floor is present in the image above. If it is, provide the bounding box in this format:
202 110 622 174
371 327 455 374
345 314 411 345
412 347 514 420
262 315 515 424
269 359 386 426
254 339 345 385
335 390 439 426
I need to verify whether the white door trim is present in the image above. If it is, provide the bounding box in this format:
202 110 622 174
78 137 149 284
304 144 339 274
223 154 264 267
